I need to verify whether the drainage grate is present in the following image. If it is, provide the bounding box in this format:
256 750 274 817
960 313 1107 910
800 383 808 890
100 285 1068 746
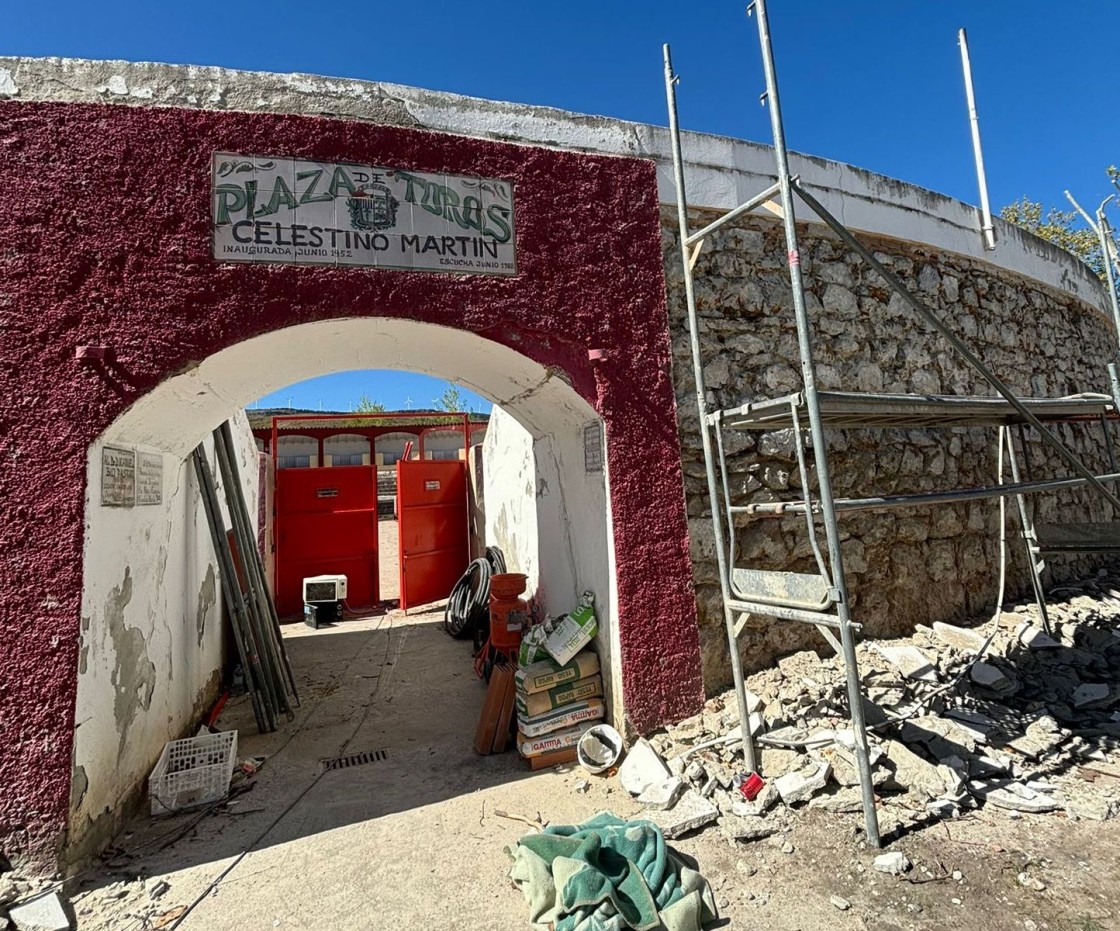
322 749 389 771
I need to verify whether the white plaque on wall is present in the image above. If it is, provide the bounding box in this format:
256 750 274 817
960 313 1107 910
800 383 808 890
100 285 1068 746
136 451 163 506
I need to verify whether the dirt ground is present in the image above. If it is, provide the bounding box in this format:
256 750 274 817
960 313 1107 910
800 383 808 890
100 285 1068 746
51 569 1120 930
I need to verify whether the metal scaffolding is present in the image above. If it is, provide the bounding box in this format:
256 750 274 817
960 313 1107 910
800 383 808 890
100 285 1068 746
663 0 1120 847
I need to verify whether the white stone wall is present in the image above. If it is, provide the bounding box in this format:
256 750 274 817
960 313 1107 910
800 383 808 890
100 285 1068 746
71 412 259 862
665 208 1118 691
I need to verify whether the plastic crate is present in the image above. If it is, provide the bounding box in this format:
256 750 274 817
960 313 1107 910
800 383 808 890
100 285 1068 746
148 730 237 815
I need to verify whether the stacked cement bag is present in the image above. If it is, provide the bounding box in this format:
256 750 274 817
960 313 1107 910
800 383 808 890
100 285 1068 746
515 650 604 760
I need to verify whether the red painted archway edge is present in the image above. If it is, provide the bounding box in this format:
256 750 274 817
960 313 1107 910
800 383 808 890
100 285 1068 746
0 101 704 865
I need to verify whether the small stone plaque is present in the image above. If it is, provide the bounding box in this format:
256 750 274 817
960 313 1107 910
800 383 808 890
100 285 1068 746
136 451 163 506
101 446 135 507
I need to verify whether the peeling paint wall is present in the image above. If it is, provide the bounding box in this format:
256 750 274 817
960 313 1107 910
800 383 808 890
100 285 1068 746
69 412 259 864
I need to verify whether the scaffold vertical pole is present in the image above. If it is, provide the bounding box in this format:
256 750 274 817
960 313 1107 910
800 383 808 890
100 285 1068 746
663 43 759 775
749 0 881 846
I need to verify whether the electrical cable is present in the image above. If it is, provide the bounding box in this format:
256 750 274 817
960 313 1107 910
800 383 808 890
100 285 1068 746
443 547 507 640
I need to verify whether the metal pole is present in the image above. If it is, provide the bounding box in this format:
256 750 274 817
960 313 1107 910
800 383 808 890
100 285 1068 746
1005 427 1051 635
213 427 285 720
958 28 996 251
192 447 272 733
217 423 299 708
1096 205 1120 356
750 0 880 846
794 180 1120 514
663 43 758 774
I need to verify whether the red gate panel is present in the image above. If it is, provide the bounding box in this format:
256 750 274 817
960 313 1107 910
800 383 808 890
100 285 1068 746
397 460 469 610
275 465 378 616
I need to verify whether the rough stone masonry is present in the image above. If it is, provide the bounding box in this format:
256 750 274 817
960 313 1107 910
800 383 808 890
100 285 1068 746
663 208 1118 692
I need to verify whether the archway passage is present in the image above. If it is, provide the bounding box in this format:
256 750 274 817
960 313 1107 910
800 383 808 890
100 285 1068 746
0 99 703 869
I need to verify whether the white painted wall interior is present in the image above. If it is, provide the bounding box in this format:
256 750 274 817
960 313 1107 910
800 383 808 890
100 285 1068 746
72 411 259 860
482 406 618 722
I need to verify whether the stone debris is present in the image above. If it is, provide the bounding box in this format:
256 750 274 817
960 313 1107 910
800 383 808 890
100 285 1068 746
774 762 831 805
645 789 719 839
873 644 938 682
637 777 685 810
829 894 851 911
618 739 670 796
969 661 1013 693
1071 683 1110 709
932 622 988 653
624 568 1120 845
8 891 74 931
873 851 911 875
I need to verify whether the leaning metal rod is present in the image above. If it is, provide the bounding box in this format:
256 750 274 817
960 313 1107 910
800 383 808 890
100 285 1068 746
192 448 271 733
213 426 288 717
664 42 758 775
751 0 880 847
1097 205 1120 356
202 441 281 729
793 179 1120 515
1006 427 1052 636
218 422 300 706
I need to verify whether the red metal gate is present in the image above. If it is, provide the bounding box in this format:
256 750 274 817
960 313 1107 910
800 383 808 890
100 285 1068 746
274 465 379 616
397 459 469 610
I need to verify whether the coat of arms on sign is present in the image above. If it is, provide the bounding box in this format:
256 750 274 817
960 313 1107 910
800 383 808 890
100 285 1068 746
347 182 400 231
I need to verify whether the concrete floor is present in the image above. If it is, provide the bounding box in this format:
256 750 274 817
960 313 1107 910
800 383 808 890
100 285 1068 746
74 597 614 930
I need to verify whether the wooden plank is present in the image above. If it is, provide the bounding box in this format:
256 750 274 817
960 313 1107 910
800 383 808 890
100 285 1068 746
492 666 517 754
474 665 512 755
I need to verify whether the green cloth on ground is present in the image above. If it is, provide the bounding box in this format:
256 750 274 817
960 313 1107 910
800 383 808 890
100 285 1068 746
507 811 717 931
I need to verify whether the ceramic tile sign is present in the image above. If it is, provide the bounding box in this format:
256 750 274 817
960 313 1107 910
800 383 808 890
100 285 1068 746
211 153 516 276
101 446 136 507
136 451 164 506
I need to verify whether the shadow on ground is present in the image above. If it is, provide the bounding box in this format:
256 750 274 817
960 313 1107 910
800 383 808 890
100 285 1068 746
75 605 531 893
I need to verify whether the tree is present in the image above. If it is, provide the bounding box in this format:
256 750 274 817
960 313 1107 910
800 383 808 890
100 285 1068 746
999 197 1103 276
436 385 465 412
354 393 385 412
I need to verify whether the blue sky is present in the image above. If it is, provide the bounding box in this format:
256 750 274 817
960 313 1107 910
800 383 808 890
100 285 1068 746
7 1 1115 411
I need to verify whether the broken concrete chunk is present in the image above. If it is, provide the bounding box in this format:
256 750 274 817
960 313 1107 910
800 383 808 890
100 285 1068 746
1072 683 1110 709
645 789 719 839
637 776 686 811
618 739 670 796
9 892 74 931
970 780 1063 813
882 740 949 799
731 783 779 817
932 621 988 653
720 815 778 842
774 761 831 806
873 644 938 682
970 661 1014 693
873 851 912 875
1017 623 1061 650
809 787 864 813
829 894 852 910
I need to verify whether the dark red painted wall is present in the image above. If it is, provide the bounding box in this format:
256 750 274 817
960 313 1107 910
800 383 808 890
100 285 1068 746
0 101 704 867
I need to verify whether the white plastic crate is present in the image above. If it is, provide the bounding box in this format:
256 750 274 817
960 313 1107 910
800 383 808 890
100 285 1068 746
148 730 237 815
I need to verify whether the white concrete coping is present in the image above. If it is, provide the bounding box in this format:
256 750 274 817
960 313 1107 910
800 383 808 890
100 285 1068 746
0 56 1108 319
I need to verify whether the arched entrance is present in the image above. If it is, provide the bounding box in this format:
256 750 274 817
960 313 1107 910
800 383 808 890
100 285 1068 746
0 98 703 868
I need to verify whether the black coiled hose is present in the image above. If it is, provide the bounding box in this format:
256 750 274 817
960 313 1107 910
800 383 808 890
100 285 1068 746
444 547 507 640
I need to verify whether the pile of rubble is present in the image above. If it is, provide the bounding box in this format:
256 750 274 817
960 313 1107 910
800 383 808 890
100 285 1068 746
620 569 1120 843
